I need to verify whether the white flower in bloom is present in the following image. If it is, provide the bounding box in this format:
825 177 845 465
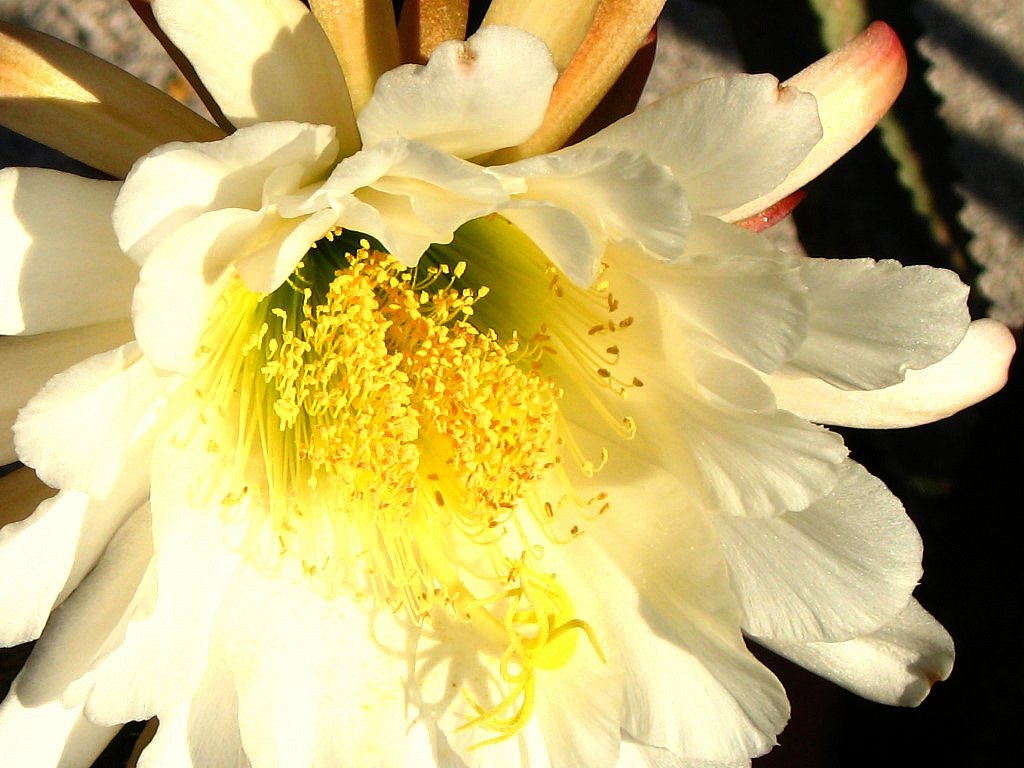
0 2 1015 767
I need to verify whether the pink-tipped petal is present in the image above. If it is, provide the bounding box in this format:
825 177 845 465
724 21 907 222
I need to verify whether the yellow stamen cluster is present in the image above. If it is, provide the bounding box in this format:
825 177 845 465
188 223 627 743
426 216 642 475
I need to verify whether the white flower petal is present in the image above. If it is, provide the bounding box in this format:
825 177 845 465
526 534 623 768
0 674 117 768
0 168 135 335
791 258 970 389
758 599 953 706
232 208 340 294
219 568 430 767
0 492 83 646
497 144 690 266
716 462 923 642
495 203 600 286
676 374 846 518
354 142 510 264
358 26 557 158
150 0 357 147
13 342 167 499
769 318 1015 428
76 438 240 725
562 264 844 519
617 588 787 763
613 235 807 373
448 718 551 768
130 208 253 373
0 444 147 646
0 322 134 464
137 634 248 768
114 121 338 263
405 605 555 768
726 23 908 222
12 506 152 713
288 138 512 265
617 740 748 768
534 663 621 768
614 352 846 518
583 74 821 217
572 448 788 763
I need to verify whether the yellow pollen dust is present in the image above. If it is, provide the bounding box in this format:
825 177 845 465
190 232 605 743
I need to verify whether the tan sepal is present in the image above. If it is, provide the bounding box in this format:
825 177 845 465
397 0 469 64
0 23 225 178
0 466 54 528
724 21 907 222
482 0 602 71
488 0 666 162
310 0 401 113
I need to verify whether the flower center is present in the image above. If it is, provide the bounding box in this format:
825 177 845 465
184 220 640 741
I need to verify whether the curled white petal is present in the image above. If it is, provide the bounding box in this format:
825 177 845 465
497 144 690 265
498 203 601 286
790 258 971 390
570 446 789 763
114 121 339 264
769 318 1015 428
358 26 557 159
13 342 167 499
614 233 808 374
0 674 117 768
0 322 134 464
0 462 147 647
716 462 923 642
759 599 953 706
16 507 153 706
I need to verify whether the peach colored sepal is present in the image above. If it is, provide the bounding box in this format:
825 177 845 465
0 467 53 528
0 23 225 178
482 0 602 71
489 0 666 162
398 0 470 64
310 0 401 113
724 21 906 222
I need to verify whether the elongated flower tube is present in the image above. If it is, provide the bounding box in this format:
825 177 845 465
0 3 1014 767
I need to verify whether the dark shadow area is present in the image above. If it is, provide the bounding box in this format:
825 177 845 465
951 132 1024 235
0 124 101 176
660 0 751 67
